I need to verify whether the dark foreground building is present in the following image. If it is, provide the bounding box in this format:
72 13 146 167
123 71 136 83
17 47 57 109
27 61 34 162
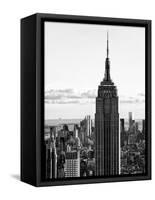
95 33 119 176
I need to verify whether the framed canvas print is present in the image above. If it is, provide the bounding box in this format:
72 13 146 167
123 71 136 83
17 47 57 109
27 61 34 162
21 13 151 187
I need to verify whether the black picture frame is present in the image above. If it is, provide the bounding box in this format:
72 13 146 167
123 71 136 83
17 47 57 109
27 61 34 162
21 13 151 187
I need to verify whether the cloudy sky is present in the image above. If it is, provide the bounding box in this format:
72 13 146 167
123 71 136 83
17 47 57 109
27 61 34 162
45 21 145 120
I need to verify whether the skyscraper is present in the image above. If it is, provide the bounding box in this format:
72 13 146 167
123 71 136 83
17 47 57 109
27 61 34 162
86 115 92 137
129 112 133 131
120 118 126 147
142 119 145 135
120 118 125 133
50 138 57 179
95 33 119 176
64 147 80 177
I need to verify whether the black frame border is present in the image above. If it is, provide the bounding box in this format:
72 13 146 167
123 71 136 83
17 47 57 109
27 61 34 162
35 13 151 187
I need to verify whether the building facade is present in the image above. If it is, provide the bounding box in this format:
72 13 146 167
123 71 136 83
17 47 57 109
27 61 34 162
64 149 80 177
86 115 92 137
95 34 119 176
50 139 57 179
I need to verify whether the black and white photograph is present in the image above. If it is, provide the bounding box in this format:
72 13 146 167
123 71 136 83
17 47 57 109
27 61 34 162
43 21 147 180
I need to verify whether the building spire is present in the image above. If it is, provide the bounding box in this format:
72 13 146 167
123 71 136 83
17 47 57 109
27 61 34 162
103 31 112 83
107 31 109 58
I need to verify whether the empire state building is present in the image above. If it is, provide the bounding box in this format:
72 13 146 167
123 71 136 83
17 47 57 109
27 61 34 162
95 33 119 176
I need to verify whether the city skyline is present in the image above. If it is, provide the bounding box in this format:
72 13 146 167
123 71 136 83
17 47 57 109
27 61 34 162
44 113 146 179
45 22 145 120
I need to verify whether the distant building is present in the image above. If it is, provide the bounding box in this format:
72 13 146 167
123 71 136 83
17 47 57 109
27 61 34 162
50 139 57 179
80 119 87 145
79 115 92 145
45 140 51 179
120 118 125 133
142 119 145 135
86 115 92 137
44 126 51 141
50 126 57 139
57 153 65 178
44 135 57 179
129 112 133 131
135 122 139 132
120 118 128 147
128 134 136 145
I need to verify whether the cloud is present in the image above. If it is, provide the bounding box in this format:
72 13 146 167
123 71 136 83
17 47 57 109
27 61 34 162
81 90 96 99
120 94 145 104
120 99 142 104
45 89 145 105
45 100 81 104
138 93 145 97
45 88 96 104
45 89 74 100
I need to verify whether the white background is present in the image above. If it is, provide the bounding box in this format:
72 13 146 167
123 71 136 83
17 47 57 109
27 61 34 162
0 0 154 199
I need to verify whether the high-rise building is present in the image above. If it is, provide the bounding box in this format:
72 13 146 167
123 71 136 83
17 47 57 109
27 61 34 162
57 135 66 178
64 129 81 177
80 116 92 145
86 115 92 137
45 140 51 179
57 152 65 178
95 33 119 176
120 118 127 147
44 136 57 180
64 148 80 177
142 119 145 135
44 126 51 179
135 122 139 132
50 139 57 179
120 118 125 133
129 112 133 131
